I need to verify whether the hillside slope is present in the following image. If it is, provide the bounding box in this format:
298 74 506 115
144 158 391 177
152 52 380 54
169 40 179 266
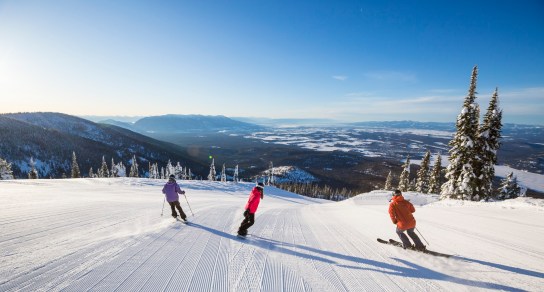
0 113 207 178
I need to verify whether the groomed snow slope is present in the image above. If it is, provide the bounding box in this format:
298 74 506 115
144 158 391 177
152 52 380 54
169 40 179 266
1 178 543 291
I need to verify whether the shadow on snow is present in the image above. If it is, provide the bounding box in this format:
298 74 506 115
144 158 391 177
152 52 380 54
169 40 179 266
189 223 528 291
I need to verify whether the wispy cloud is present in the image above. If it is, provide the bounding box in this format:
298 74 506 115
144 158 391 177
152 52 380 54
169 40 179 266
428 88 458 94
364 71 417 82
231 86 543 125
332 75 348 81
500 87 544 101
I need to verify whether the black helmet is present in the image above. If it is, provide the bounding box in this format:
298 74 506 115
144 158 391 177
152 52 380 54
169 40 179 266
256 182 264 190
169 174 176 180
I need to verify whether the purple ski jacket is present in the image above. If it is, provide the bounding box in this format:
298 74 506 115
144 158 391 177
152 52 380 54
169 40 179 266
162 181 185 202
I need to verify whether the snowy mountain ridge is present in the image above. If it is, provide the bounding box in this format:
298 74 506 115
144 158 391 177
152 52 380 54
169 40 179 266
100 114 263 134
3 112 112 144
0 113 207 178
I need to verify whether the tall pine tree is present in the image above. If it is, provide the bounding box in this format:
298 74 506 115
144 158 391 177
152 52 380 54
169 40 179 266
220 163 226 182
129 155 139 177
268 161 274 185
165 160 173 178
384 170 393 191
441 66 481 200
111 158 118 177
397 155 411 192
208 158 216 181
71 151 81 178
98 156 109 178
428 153 442 194
28 157 38 179
476 88 503 200
416 150 431 193
233 165 239 183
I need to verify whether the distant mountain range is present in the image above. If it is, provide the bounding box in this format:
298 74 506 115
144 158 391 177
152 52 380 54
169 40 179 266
2 112 542 196
98 114 263 134
348 120 543 139
0 113 207 178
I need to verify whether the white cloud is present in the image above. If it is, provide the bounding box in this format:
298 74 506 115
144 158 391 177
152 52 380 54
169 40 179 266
363 71 417 82
332 75 348 81
499 87 544 101
428 88 458 94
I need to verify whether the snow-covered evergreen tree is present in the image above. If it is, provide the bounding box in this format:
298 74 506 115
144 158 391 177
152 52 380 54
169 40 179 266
188 168 192 180
409 178 417 191
98 156 109 178
233 165 239 183
428 153 442 194
70 152 80 178
397 156 410 192
129 155 139 177
165 160 174 178
111 158 119 177
384 170 393 191
220 163 226 182
456 163 478 200
149 162 159 179
416 150 431 193
208 158 216 181
0 157 14 180
497 172 521 200
268 161 275 185
115 162 127 177
476 88 503 200
28 157 38 179
174 162 183 179
161 167 165 179
88 167 95 178
441 66 481 200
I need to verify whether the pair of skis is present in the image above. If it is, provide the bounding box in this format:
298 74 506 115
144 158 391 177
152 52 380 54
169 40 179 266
377 238 452 258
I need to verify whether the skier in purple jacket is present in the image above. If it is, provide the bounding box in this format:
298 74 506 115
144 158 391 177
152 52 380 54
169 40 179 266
162 175 187 221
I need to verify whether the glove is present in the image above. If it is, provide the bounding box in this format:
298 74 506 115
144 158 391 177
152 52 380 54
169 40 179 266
180 190 185 195
243 209 249 217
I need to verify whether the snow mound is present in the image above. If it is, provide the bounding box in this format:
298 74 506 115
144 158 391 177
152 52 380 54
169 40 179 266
343 190 441 206
345 190 543 211
433 196 544 210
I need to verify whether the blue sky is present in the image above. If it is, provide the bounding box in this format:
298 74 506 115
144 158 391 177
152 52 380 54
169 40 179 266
1 0 543 124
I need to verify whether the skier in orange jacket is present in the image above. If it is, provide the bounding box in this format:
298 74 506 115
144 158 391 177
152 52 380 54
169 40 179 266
388 190 425 250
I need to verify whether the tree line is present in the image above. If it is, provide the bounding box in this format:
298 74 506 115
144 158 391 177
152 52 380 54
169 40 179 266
0 151 195 180
384 66 522 200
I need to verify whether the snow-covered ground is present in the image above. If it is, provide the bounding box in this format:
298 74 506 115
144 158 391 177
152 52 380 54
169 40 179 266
1 178 543 291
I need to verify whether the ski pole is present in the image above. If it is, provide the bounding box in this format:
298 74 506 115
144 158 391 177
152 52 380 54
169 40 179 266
161 197 166 216
416 227 430 246
183 193 194 216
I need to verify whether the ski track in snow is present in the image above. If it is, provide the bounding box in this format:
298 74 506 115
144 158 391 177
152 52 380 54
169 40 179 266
1 178 543 291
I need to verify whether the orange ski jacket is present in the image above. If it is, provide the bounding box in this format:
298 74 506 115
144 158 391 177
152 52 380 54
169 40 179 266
388 194 416 230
